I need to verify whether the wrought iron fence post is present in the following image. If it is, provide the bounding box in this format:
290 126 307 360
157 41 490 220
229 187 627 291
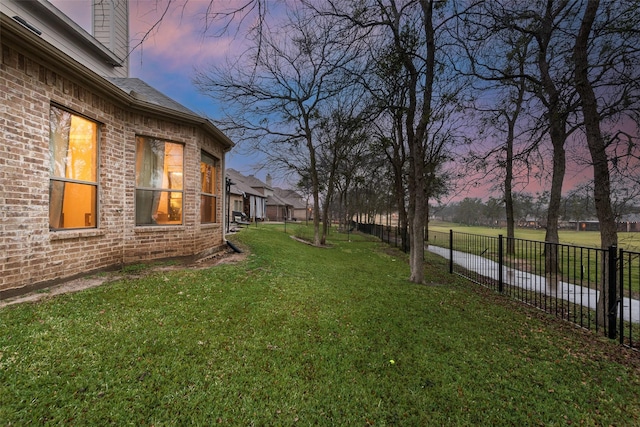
619 248 624 345
394 226 397 249
449 229 453 274
607 245 617 340
498 234 504 293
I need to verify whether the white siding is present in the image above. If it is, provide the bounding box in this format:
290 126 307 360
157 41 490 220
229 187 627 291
1 0 127 78
93 0 129 76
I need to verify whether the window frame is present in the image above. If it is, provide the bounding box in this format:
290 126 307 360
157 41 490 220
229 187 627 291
49 104 100 231
134 136 185 226
200 151 219 224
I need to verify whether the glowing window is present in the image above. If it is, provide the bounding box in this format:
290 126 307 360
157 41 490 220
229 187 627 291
200 152 218 223
135 137 184 225
49 106 98 230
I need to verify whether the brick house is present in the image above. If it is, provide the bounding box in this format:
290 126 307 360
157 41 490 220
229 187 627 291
1 1 234 298
266 187 309 222
225 168 267 222
266 192 293 222
226 176 262 221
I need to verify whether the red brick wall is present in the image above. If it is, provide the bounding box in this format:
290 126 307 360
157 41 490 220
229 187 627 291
1 42 225 297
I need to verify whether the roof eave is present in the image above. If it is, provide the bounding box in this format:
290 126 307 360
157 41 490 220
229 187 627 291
1 14 235 151
123 96 235 150
27 0 124 66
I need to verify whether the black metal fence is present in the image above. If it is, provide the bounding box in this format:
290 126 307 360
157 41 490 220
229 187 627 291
354 222 640 349
430 230 640 349
353 222 409 252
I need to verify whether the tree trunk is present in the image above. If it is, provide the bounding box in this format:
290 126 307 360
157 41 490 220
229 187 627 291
408 155 427 283
390 130 408 252
306 131 322 246
321 161 338 245
573 0 617 328
536 8 567 294
505 71 526 255
505 117 516 255
405 0 435 284
543 121 566 294
424 202 430 243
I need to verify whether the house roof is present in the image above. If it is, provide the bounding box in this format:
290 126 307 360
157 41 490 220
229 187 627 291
274 188 307 209
241 174 273 191
230 180 262 198
5 0 123 68
226 169 265 198
106 78 198 116
620 213 640 223
266 193 291 207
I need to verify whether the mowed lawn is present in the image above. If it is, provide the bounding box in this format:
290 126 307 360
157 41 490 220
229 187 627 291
429 221 640 251
1 225 639 425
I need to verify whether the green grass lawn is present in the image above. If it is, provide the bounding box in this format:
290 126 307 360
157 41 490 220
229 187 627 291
1 225 639 425
429 220 640 251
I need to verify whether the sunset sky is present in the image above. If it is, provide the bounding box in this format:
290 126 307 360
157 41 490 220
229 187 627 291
47 0 605 202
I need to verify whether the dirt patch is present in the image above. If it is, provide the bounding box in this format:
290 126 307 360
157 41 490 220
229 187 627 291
289 235 332 248
182 246 248 270
0 276 113 309
0 247 248 309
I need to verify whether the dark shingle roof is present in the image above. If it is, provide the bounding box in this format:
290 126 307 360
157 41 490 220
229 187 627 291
106 77 197 116
274 188 306 209
226 169 265 198
241 174 272 191
266 193 291 206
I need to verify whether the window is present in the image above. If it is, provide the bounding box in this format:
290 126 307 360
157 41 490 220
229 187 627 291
135 137 183 225
49 106 98 230
200 152 218 223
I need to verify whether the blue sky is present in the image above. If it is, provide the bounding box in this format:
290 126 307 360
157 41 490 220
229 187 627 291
49 0 267 178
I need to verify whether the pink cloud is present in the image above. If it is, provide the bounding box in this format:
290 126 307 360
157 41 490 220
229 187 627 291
129 0 244 73
48 0 250 73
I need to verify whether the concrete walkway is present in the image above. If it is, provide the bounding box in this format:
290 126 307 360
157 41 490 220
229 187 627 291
427 245 640 324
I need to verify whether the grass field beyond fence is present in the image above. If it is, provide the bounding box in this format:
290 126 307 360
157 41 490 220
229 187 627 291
428 221 640 251
1 225 639 425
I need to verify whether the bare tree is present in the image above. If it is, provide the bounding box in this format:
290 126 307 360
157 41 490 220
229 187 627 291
573 0 617 251
194 5 361 246
571 0 640 328
571 0 640 243
458 0 584 290
366 38 411 252
316 0 466 284
315 95 371 243
455 27 533 253
457 0 639 328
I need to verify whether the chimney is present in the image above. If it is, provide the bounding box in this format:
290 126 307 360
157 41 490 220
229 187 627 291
266 173 273 187
92 0 129 77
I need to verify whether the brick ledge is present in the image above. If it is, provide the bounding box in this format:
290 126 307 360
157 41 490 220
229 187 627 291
50 229 106 240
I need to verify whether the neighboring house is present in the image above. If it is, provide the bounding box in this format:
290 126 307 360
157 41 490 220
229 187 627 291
569 220 601 232
225 169 267 222
1 0 234 298
518 215 541 229
225 170 309 223
619 214 640 232
243 173 274 198
227 178 257 219
569 215 640 233
266 188 308 221
266 192 293 221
